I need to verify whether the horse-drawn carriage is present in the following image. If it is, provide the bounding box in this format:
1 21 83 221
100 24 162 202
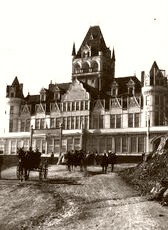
17 147 48 181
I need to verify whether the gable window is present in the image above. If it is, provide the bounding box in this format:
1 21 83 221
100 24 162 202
35 104 46 113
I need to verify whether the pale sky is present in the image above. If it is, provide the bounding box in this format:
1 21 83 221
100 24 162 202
0 0 168 132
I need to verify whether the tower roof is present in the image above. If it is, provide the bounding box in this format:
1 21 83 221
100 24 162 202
12 76 20 87
76 25 108 58
150 61 159 74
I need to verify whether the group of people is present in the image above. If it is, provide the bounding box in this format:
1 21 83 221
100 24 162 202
100 150 117 173
57 149 117 174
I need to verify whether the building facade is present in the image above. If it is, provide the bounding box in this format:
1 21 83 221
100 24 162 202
1 25 168 156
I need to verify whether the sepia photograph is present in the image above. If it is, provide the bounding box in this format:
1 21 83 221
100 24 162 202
0 0 168 229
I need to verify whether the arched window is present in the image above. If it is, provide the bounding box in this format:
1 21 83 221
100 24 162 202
92 61 98 72
74 63 81 74
82 62 89 73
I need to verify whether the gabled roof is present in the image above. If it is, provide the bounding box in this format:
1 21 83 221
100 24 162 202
57 82 71 92
76 26 108 58
25 94 40 103
113 76 141 96
149 61 164 78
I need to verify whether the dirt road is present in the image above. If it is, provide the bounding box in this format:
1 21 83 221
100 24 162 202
0 165 168 229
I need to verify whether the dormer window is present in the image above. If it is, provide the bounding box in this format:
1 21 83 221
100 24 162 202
54 92 60 100
112 88 116 96
40 94 46 101
111 80 118 97
81 45 91 58
40 88 46 102
127 79 135 95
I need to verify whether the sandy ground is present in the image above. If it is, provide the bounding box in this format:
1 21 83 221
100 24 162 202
0 164 168 230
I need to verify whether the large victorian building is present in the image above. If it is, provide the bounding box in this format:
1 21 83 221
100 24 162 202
1 25 168 156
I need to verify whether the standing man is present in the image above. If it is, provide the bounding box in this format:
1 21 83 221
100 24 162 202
109 151 117 172
101 151 108 173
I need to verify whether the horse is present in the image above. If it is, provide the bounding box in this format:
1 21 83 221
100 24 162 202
63 150 87 172
17 147 41 181
107 151 117 172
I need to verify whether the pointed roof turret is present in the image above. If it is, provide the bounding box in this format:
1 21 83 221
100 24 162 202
150 61 160 79
150 61 159 73
12 76 20 87
72 42 76 56
6 76 24 98
112 48 116 61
